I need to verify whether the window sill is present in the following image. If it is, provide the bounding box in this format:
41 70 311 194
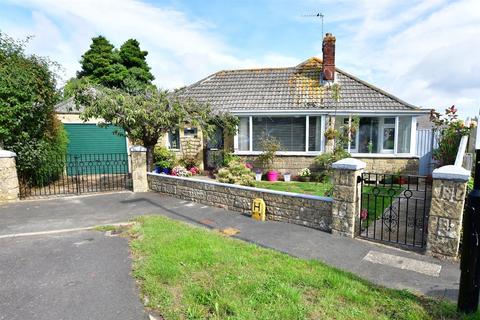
234 151 321 156
351 153 419 159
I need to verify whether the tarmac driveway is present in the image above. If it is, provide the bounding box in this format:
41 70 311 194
0 230 146 320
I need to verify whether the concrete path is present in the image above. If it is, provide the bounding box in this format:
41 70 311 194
0 191 461 318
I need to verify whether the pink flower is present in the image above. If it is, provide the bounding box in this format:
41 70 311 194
245 163 253 169
360 209 368 220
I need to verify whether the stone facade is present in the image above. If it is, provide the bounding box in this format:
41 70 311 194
0 151 19 202
357 157 419 175
330 158 365 237
238 155 418 176
130 146 148 192
427 172 468 259
148 174 333 231
238 155 317 175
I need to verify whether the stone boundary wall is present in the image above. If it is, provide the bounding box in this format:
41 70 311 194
147 173 333 231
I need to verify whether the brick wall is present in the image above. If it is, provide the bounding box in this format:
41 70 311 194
148 173 333 231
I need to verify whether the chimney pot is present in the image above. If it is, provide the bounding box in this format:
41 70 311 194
322 33 336 81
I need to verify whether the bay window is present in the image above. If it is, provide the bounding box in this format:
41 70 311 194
235 115 414 155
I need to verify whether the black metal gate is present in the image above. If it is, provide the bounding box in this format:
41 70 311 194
19 153 131 199
358 172 432 249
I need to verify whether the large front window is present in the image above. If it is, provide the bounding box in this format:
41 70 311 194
336 116 413 154
237 116 322 152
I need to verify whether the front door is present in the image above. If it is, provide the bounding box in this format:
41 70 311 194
204 127 224 170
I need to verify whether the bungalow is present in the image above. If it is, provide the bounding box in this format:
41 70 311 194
177 33 429 175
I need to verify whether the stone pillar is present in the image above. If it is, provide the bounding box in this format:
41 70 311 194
0 150 19 202
130 146 148 193
331 158 366 237
427 165 470 259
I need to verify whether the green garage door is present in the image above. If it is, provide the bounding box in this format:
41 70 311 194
64 124 128 174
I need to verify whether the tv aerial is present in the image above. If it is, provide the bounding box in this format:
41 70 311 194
301 13 325 36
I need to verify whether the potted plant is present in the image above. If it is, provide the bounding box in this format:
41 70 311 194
298 168 311 182
257 136 281 182
283 172 291 182
255 169 262 181
154 146 176 174
324 127 338 140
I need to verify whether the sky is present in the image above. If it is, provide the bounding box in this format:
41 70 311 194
1 0 479 118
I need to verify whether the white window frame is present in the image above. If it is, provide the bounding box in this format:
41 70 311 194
233 114 417 157
234 115 324 155
379 117 396 154
167 129 180 150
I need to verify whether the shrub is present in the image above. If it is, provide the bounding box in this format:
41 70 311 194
257 136 281 171
314 149 350 171
216 160 255 186
222 152 241 166
154 146 176 169
431 106 475 167
1 31 68 186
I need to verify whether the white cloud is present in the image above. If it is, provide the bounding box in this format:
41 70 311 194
332 0 480 118
1 0 297 88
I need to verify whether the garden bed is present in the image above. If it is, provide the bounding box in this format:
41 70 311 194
129 216 461 319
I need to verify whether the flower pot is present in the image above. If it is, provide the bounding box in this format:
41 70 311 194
266 170 279 182
284 174 291 182
299 176 310 182
255 173 262 181
161 167 170 175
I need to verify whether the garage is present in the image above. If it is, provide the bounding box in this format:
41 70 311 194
64 124 127 155
64 124 128 175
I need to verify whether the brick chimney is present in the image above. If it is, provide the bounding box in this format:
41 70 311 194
322 33 336 81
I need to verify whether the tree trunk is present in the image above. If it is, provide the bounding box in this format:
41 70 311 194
146 144 155 172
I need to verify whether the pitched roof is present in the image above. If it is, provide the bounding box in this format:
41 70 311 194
55 97 83 113
178 57 424 113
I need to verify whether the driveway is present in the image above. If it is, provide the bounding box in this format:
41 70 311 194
0 191 461 319
0 230 146 320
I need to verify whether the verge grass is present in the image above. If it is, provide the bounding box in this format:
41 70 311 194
128 216 473 320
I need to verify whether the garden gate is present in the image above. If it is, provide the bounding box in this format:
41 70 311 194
358 172 432 249
18 153 131 199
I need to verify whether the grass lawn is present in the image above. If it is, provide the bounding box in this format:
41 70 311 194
361 185 404 226
128 216 472 320
255 181 332 197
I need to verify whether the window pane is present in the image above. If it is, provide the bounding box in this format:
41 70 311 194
238 117 250 151
168 129 180 149
398 117 412 153
308 116 322 151
383 127 395 150
252 116 306 151
334 116 356 150
384 117 395 125
358 117 379 153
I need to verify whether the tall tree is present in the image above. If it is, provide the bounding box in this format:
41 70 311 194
77 36 126 88
76 85 238 170
119 39 154 87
